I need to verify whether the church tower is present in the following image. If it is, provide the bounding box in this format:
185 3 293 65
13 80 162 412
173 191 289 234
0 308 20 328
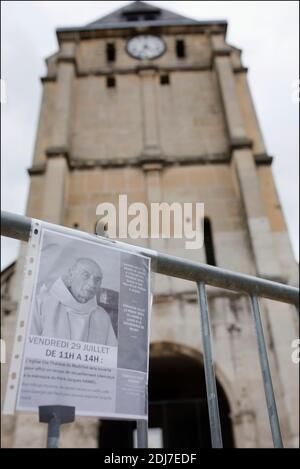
1 1 298 448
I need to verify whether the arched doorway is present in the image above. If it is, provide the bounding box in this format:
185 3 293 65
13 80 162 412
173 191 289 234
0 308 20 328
99 343 234 448
148 343 234 448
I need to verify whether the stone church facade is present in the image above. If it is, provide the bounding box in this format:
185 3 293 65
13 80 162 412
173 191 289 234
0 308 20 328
1 1 298 448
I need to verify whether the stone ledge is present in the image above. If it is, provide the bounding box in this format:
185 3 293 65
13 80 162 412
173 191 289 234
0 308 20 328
212 48 231 58
27 163 46 176
57 56 77 65
230 137 253 150
142 162 165 172
45 147 72 169
76 63 213 77
254 153 273 165
56 23 227 44
65 153 232 170
29 151 264 174
41 76 56 83
41 62 215 81
233 66 248 74
27 152 250 173
46 146 69 158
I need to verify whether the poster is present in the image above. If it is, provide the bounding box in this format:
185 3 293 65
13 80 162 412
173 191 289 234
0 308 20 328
5 223 151 420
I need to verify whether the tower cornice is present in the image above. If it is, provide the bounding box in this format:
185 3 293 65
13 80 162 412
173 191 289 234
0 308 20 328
56 22 227 44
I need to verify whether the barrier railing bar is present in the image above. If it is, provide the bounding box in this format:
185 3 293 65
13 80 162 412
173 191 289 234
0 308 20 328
249 295 284 448
197 282 223 448
1 211 298 306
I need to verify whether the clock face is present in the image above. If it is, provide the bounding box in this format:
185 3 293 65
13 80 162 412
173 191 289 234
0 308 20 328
126 35 166 60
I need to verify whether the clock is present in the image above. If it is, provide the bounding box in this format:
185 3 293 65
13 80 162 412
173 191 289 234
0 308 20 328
126 35 166 60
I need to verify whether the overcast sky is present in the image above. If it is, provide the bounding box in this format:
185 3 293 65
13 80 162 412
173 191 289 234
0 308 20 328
1 1 299 270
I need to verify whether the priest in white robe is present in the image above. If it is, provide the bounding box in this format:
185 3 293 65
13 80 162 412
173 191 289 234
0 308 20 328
30 258 117 346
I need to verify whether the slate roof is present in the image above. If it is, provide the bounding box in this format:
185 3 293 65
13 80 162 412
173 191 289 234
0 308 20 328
56 1 227 34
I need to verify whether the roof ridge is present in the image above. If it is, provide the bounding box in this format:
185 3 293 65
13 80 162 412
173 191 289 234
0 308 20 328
86 1 194 27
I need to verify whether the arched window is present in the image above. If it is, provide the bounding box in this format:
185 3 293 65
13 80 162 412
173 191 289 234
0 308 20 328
106 76 116 88
106 43 116 63
160 74 170 85
204 217 216 266
176 39 186 58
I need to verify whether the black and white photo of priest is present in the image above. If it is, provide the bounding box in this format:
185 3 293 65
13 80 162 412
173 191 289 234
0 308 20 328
30 255 118 346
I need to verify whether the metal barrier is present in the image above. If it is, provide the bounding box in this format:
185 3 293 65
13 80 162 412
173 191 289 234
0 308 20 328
1 210 299 448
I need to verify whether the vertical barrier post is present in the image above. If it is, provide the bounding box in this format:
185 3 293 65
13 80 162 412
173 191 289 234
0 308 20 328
136 420 148 448
39 405 75 448
197 282 223 448
249 295 283 448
